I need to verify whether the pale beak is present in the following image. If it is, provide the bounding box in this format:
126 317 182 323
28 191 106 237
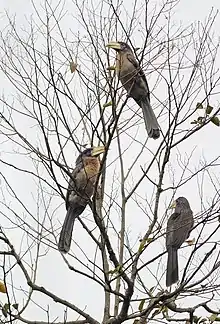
91 146 105 157
106 41 121 50
169 200 176 209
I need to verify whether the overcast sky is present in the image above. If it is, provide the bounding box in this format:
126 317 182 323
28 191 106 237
0 0 220 322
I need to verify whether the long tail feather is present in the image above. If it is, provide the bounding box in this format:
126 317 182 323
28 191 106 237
58 205 86 253
166 247 178 287
140 98 160 139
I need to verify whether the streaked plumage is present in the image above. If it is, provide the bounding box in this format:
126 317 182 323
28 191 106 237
58 146 105 253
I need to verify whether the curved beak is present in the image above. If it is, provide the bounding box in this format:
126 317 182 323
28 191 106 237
91 146 105 157
106 41 121 50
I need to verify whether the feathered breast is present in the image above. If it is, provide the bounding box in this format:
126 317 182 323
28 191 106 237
83 157 101 183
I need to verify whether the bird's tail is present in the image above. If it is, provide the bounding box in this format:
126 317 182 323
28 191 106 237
141 98 160 139
58 205 86 253
166 247 178 287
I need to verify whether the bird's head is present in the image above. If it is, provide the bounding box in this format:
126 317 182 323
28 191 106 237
169 197 191 213
76 146 105 165
106 41 132 53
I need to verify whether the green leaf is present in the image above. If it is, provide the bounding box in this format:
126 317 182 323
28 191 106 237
106 66 116 71
12 303 19 310
107 265 122 275
210 116 220 126
206 105 213 115
133 320 139 324
209 314 217 322
151 308 161 318
2 303 9 317
197 117 205 124
196 102 203 109
138 238 147 252
162 305 168 318
103 101 112 108
138 299 146 311
149 286 155 293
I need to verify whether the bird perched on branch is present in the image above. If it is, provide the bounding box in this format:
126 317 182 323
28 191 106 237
58 146 105 253
106 41 160 139
166 197 194 287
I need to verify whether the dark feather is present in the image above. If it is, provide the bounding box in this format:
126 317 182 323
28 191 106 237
116 45 160 139
166 247 178 286
58 148 101 253
126 53 150 97
140 99 160 139
58 205 86 253
166 197 194 286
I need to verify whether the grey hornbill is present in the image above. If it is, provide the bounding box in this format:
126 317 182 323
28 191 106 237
166 197 194 287
58 146 105 253
106 41 160 139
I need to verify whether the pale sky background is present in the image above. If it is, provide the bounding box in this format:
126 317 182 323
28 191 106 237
0 0 220 322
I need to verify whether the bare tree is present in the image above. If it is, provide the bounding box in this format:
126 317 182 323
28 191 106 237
0 0 220 323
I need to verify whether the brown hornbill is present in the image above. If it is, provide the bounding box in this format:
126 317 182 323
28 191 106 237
58 146 105 253
166 197 194 287
106 41 160 139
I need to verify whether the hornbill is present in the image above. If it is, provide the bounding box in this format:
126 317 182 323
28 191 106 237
58 146 105 253
166 197 194 287
106 41 160 139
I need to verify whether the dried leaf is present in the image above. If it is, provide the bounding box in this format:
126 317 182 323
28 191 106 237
206 105 213 115
186 238 195 246
70 62 77 73
210 116 220 126
138 299 146 311
0 281 6 293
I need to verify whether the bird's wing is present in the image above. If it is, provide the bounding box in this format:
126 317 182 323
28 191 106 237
166 212 185 249
179 209 194 240
166 213 177 248
65 162 84 210
166 210 193 249
126 52 139 69
126 52 150 97
65 159 100 210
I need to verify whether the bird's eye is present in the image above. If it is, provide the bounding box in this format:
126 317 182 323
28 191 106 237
85 149 91 156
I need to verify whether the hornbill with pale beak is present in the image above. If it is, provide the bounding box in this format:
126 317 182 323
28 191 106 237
106 41 160 139
58 146 105 253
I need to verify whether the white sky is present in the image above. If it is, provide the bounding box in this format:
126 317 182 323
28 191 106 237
0 0 220 323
